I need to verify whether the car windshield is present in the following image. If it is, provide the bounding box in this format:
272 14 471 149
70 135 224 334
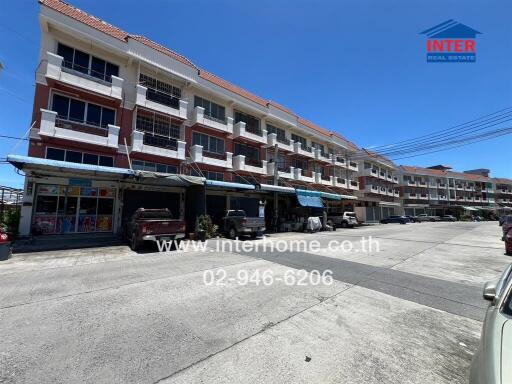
345 213 356 217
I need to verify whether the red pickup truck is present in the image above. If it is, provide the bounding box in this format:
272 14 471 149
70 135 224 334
124 208 186 251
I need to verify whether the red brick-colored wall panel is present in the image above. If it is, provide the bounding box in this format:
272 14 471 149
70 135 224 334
32 84 51 127
118 108 133 146
28 140 46 157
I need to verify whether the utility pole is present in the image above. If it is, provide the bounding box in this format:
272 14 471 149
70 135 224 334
273 143 279 232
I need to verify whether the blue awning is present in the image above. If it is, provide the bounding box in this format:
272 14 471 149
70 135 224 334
259 184 296 194
205 180 256 190
7 155 205 186
296 190 324 208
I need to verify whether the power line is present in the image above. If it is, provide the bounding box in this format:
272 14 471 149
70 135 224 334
368 105 512 151
370 112 512 157
389 128 512 161
0 135 28 141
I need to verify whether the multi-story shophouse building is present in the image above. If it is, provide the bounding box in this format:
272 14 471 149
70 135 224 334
355 153 401 222
10 0 361 237
398 165 496 216
494 178 512 216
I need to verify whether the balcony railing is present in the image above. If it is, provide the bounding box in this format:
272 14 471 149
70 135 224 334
45 52 123 100
233 122 267 144
55 117 108 137
39 109 119 149
267 162 294 178
143 134 178 150
245 124 262 136
131 130 185 159
277 136 290 145
336 178 347 186
267 133 294 151
293 142 315 158
192 145 232 168
245 157 262 167
348 162 358 170
146 88 180 109
191 106 233 134
232 155 266 174
135 85 188 119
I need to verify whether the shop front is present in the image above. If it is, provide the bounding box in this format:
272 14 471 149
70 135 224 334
32 181 117 235
9 155 204 238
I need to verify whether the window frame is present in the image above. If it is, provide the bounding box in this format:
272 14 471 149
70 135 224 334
50 92 116 129
194 96 226 123
57 42 119 83
45 147 114 167
192 132 225 155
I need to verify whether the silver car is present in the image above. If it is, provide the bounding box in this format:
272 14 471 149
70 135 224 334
470 263 512 384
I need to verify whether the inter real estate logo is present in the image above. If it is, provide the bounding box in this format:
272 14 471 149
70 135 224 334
420 20 481 63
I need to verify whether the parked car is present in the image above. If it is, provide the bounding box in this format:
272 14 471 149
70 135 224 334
380 215 410 224
0 227 11 261
469 263 512 383
505 227 512 256
441 215 457 222
124 208 186 251
415 214 432 222
405 215 419 223
499 215 509 226
221 210 266 239
416 213 441 222
327 211 359 228
502 216 512 239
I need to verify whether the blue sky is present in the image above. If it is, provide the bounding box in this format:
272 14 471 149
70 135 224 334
0 0 511 188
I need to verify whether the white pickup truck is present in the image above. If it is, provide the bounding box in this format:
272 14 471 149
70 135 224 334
327 212 359 228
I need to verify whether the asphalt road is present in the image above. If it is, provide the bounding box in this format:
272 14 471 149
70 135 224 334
0 222 509 384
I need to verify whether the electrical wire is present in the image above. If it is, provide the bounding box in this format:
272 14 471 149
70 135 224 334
367 106 512 151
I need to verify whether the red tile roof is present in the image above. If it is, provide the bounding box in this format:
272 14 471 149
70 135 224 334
298 117 330 137
450 172 490 182
267 100 297 117
400 165 494 182
129 35 197 69
494 178 512 184
39 0 128 41
400 165 448 177
363 150 396 167
198 70 268 107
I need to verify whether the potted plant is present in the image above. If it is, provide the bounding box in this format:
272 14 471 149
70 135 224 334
196 215 218 242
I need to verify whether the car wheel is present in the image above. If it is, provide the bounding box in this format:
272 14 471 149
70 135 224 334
130 232 141 251
340 221 348 228
229 227 238 240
